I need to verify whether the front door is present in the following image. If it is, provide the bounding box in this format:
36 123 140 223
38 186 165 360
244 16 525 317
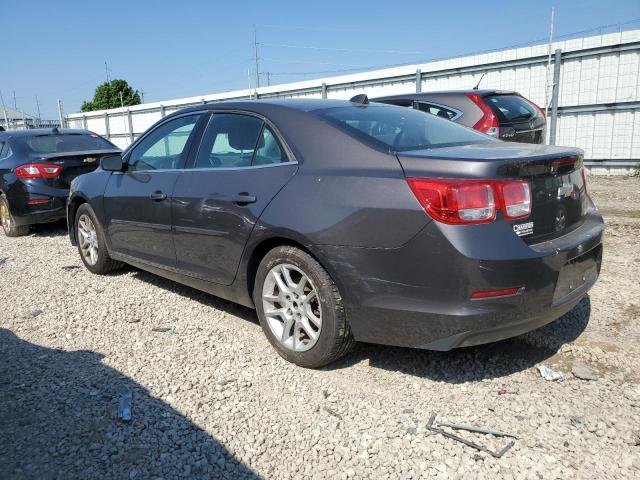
172 113 297 284
104 113 203 268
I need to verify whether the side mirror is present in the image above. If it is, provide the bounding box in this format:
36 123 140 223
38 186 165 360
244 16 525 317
100 154 124 172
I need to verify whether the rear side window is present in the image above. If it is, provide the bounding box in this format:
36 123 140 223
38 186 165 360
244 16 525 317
417 102 459 120
22 133 115 154
316 105 493 151
484 95 539 123
194 114 264 169
254 126 287 165
0 141 9 160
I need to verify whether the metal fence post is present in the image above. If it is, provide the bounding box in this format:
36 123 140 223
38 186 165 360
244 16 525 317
549 49 562 145
57 99 66 128
416 69 422 93
127 109 134 144
82 115 88 130
322 82 327 99
160 105 166 118
105 113 110 140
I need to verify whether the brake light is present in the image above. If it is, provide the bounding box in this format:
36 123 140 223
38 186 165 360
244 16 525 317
466 93 499 136
407 178 531 224
15 163 62 179
471 287 523 299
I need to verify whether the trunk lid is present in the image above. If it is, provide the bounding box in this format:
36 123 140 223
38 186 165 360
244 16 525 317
396 143 588 243
31 149 120 188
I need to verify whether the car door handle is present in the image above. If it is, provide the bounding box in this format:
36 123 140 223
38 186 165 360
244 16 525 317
149 191 167 201
231 193 257 205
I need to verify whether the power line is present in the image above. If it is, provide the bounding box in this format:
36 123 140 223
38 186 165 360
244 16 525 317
262 18 640 80
259 42 426 55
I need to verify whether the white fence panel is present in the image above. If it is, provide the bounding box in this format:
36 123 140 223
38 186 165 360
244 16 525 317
66 30 640 172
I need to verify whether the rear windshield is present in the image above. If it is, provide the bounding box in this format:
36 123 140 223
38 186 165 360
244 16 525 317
484 95 539 123
21 134 115 155
315 105 494 152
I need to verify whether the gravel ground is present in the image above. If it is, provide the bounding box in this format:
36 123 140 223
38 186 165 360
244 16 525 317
1 175 639 479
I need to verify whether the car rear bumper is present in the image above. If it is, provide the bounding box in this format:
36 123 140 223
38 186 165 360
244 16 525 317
317 210 604 350
8 184 69 226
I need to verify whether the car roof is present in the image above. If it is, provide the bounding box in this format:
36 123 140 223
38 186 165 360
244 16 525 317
171 98 397 116
0 128 93 139
373 90 517 100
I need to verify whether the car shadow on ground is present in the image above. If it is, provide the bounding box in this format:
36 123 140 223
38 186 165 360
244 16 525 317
326 296 591 383
0 329 260 480
107 259 589 383
129 269 260 326
28 219 68 238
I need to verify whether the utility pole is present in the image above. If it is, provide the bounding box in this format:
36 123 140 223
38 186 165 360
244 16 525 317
253 24 260 88
13 91 17 109
266 72 271 86
247 68 252 100
544 7 555 119
105 61 111 82
35 95 41 128
0 90 10 130
140 89 145 103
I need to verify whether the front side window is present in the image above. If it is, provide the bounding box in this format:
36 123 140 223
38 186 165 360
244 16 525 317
128 115 200 171
194 114 264 169
316 105 494 152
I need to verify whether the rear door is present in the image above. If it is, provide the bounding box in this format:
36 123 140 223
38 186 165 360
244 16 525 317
103 113 204 268
172 112 297 284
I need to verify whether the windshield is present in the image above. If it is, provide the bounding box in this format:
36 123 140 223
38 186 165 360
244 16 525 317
315 105 495 152
485 95 539 123
21 133 115 155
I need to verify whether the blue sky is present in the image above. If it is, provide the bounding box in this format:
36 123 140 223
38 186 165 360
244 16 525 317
4 0 640 118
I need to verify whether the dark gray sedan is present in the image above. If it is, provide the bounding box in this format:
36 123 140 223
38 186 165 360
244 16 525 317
67 98 602 367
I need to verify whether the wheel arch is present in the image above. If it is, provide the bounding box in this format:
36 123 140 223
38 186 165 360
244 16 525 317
242 234 345 306
67 194 89 245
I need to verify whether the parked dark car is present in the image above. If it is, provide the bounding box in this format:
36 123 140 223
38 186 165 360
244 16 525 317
67 98 602 367
0 128 120 236
374 90 547 144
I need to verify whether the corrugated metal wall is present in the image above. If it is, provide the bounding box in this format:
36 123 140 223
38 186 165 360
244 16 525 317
67 30 640 173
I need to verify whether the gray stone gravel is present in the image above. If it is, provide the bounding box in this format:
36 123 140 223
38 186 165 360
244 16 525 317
1 176 639 479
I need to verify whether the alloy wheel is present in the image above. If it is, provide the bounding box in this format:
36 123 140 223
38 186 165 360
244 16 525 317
77 214 99 265
0 201 10 232
262 263 322 352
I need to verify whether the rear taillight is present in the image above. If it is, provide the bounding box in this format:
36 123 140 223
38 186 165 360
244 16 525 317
466 93 499 136
498 181 531 219
407 178 531 225
15 163 62 179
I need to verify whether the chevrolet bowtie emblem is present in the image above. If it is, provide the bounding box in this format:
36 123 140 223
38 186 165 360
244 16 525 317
83 157 97 164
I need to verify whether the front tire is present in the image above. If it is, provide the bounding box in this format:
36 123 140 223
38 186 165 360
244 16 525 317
75 203 123 274
0 194 29 237
254 246 355 368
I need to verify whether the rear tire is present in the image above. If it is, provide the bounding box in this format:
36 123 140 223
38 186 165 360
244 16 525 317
75 203 123 274
0 194 29 237
254 246 355 368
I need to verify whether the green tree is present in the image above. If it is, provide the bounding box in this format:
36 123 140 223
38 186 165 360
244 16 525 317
81 79 141 112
